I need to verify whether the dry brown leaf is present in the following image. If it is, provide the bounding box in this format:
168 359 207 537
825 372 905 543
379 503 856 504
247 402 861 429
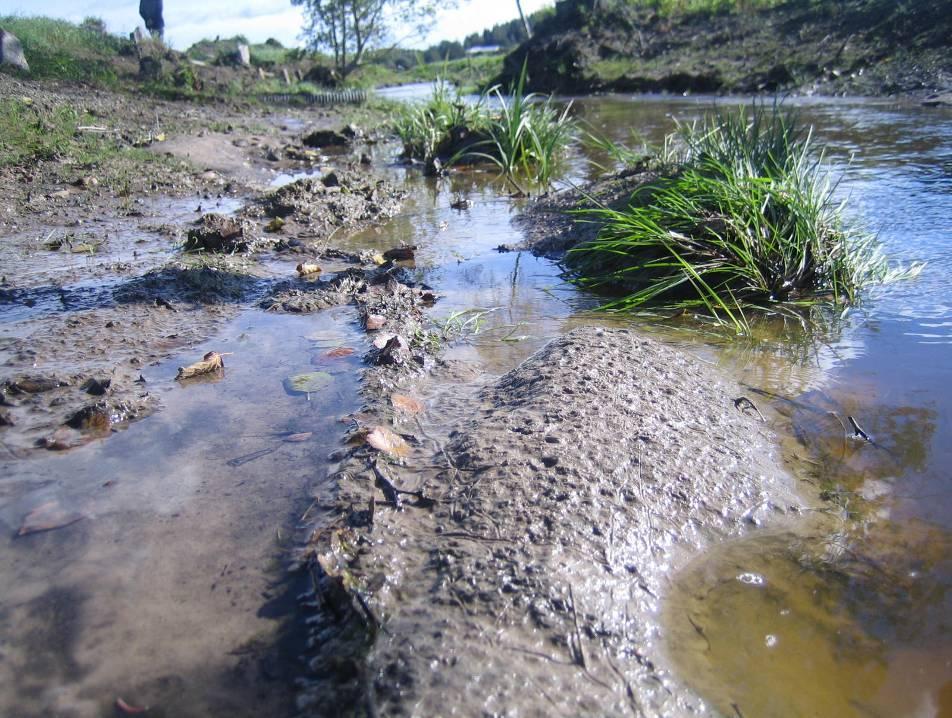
365 425 409 458
296 262 321 275
176 351 226 380
364 314 386 331
18 501 85 536
391 394 424 415
284 432 313 443
115 697 148 714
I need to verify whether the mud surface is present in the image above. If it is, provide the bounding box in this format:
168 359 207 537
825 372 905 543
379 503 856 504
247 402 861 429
0 73 404 455
509 167 651 259
296 327 804 715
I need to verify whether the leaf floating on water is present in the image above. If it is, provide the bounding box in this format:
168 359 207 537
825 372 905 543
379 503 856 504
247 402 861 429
296 262 321 276
324 347 355 358
305 330 345 344
176 351 226 380
283 371 333 395
115 697 148 714
365 425 409 458
391 394 424 416
284 432 313 443
17 501 85 536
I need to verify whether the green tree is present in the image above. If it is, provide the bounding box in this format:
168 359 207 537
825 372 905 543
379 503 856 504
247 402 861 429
292 0 449 78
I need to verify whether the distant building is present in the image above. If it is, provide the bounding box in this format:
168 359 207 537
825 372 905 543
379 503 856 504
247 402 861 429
465 45 502 56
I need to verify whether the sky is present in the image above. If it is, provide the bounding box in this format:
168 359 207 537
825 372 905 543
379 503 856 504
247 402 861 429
7 0 554 50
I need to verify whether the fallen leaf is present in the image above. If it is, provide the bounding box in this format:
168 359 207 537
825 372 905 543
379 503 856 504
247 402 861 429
391 394 424 415
17 501 85 536
176 351 225 380
296 262 321 275
305 330 345 344
266 217 285 233
364 314 386 331
283 371 333 395
284 432 313 442
364 425 409 458
69 243 99 254
115 697 148 714
324 347 355 358
371 253 386 266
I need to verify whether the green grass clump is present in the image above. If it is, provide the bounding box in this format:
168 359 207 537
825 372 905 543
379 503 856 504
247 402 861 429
393 64 575 186
0 97 168 179
474 64 575 187
569 106 916 330
0 15 125 84
0 99 86 165
393 80 491 167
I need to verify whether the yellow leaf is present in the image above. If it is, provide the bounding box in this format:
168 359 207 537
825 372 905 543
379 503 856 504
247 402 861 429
365 425 409 458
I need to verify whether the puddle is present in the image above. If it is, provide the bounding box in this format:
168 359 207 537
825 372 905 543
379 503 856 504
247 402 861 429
0 306 363 717
0 195 243 323
664 525 952 718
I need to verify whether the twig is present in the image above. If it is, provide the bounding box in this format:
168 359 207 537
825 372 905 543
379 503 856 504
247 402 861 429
847 415 872 442
733 396 766 422
569 584 587 669
687 613 711 651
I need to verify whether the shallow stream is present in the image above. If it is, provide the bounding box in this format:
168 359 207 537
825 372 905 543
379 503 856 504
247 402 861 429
1 93 950 716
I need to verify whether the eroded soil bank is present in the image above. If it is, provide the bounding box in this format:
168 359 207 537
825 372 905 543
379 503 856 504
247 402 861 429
499 0 951 102
296 327 805 716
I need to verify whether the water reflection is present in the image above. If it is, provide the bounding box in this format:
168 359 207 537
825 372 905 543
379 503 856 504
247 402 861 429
665 523 952 718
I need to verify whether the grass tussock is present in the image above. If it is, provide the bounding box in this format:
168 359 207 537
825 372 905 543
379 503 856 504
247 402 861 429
393 64 575 186
569 105 920 331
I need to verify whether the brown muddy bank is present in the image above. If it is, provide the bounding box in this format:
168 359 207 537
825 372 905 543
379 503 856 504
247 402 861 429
497 0 951 102
296 327 805 716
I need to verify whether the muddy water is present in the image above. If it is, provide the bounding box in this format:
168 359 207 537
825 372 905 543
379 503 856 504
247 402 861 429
0 308 364 716
1 94 950 717
571 96 952 716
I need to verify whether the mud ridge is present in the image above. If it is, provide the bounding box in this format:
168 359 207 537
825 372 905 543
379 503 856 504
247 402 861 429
295 327 805 716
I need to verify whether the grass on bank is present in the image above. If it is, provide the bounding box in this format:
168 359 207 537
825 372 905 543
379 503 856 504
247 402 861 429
393 64 575 186
0 15 127 85
0 96 175 192
568 105 919 331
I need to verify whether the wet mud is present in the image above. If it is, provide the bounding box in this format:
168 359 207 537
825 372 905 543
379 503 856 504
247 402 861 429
1 74 406 456
295 327 805 716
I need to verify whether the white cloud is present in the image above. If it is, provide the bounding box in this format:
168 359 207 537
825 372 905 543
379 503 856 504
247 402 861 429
7 0 553 50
